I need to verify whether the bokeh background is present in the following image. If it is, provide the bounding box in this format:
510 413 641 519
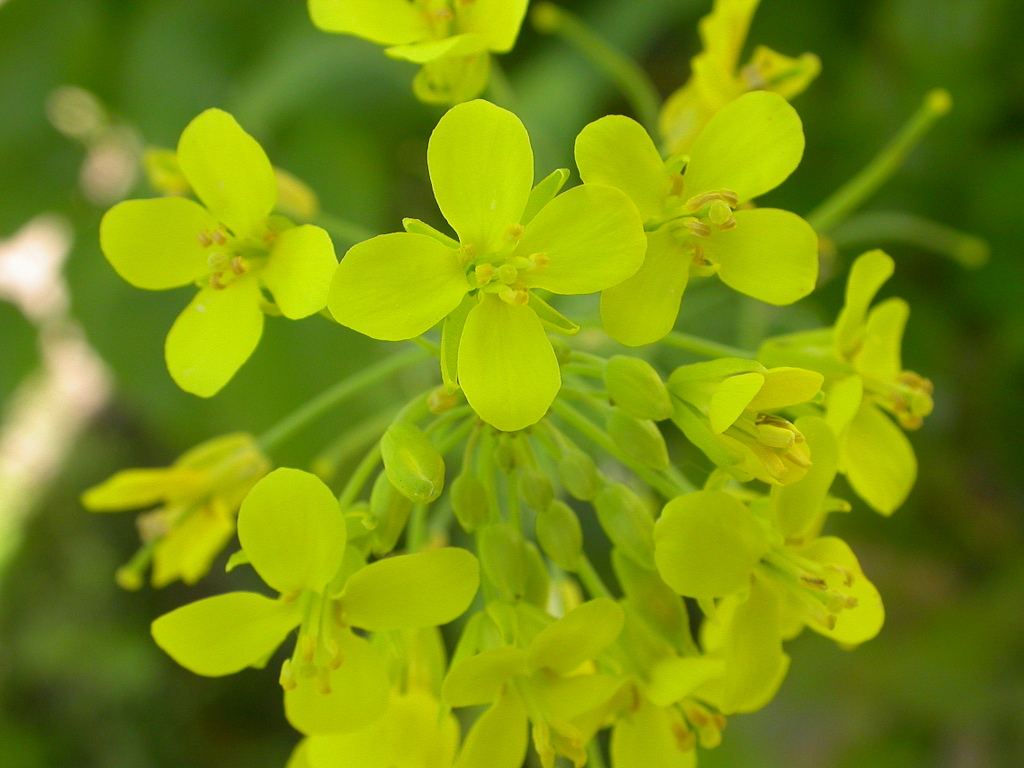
1 0 1022 766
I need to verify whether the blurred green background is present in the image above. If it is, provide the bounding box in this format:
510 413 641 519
1 0 1022 766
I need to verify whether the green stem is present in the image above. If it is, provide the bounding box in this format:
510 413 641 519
313 212 376 246
550 399 683 499
662 331 755 360
257 347 429 453
337 445 382 510
532 3 662 135
311 409 396 483
577 553 613 600
408 505 429 552
807 89 952 234
831 210 989 269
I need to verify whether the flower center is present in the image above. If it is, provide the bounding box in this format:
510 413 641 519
278 591 345 695
759 549 861 632
196 226 273 290
867 370 934 430
461 223 549 307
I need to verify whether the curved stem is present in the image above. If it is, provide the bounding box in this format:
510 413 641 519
807 89 952 234
662 331 755 360
257 346 429 453
577 553 614 600
831 210 989 269
532 3 662 136
550 399 686 498
337 445 382 510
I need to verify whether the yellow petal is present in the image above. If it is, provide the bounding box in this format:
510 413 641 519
704 207 819 305
456 0 529 52
454 691 529 768
100 197 217 290
843 401 916 515
745 366 824 412
709 372 765 433
574 115 670 221
177 109 276 238
81 468 176 511
611 698 696 768
329 232 469 341
458 296 559 432
308 0 430 45
164 278 264 397
262 225 337 319
600 229 691 347
834 250 894 359
427 100 533 254
854 297 908 382
684 91 804 203
443 647 529 707
386 33 489 63
516 184 647 295
769 416 840 540
527 598 624 675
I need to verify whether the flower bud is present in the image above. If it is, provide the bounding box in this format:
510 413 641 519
604 356 673 421
594 483 656 569
523 541 551 608
368 472 413 555
477 523 528 602
518 465 555 511
558 447 600 501
450 471 488 533
536 500 583 571
380 422 445 504
606 409 670 471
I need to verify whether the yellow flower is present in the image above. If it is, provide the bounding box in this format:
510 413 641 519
659 0 820 156
309 0 529 104
81 433 270 588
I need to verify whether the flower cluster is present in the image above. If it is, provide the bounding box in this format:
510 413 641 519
83 1 951 766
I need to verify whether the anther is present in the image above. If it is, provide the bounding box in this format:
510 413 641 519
210 272 225 290
800 574 829 590
504 223 524 242
316 667 332 695
197 231 213 247
279 659 297 691
211 229 228 245
325 637 344 670
684 218 713 238
826 564 856 587
230 256 248 275
529 252 549 269
498 286 529 306
300 634 316 664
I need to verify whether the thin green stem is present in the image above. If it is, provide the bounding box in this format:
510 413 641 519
337 445 382 510
831 210 989 269
550 399 683 499
662 331 754 360
807 89 952 234
408 505 429 552
532 3 662 135
313 212 376 246
257 347 429 453
577 553 613 600
311 409 396 483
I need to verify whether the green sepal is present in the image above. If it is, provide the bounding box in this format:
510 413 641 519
670 399 742 469
402 217 461 249
225 549 250 573
528 292 580 336
520 168 570 226
441 293 476 393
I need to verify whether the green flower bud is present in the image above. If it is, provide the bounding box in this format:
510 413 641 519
380 422 445 504
450 471 488 533
604 356 673 421
368 472 413 555
558 447 600 501
536 500 583 572
594 483 656 569
477 523 528 603
518 465 555 511
606 408 671 471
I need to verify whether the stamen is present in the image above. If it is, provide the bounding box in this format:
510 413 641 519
316 667 332 695
504 223 524 242
300 633 316 664
279 659 297 691
211 228 228 245
684 218 713 238
499 286 529 306
230 256 248 275
197 231 213 248
529 251 549 269
325 637 344 670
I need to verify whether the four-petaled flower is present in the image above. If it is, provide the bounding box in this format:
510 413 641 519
81 432 270 588
329 99 646 432
759 250 933 514
575 91 819 347
151 468 479 735
309 0 529 104
100 108 337 397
